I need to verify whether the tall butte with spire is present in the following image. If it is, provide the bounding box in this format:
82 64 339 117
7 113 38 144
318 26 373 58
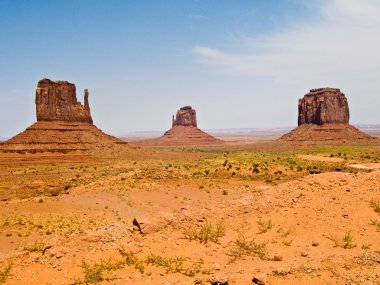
281 88 376 143
0 78 130 155
35 79 93 123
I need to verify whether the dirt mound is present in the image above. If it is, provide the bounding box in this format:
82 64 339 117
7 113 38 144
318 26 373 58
136 126 224 146
0 121 130 155
281 124 377 143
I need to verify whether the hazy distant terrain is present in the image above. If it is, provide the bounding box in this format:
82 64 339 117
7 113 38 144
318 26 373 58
121 125 380 141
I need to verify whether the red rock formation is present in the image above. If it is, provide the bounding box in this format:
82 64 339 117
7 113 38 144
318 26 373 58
135 106 223 146
298 88 349 126
172 106 197 127
36 79 93 123
282 88 376 143
0 79 138 156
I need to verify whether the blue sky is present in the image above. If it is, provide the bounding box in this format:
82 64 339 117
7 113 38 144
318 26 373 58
0 0 379 137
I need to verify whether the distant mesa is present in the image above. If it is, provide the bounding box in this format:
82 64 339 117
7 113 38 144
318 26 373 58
281 88 376 143
36 78 93 123
172 106 197 127
0 79 130 155
298 88 349 125
136 106 223 146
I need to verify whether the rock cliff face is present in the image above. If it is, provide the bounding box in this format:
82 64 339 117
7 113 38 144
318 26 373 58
281 88 376 143
172 106 197 127
0 78 135 155
298 88 349 126
36 79 93 123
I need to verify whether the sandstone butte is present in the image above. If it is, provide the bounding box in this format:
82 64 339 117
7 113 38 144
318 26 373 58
281 88 377 143
0 79 134 156
136 106 224 146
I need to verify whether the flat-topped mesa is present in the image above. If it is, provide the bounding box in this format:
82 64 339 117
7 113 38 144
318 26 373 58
172 106 197 127
298 88 349 126
36 78 93 124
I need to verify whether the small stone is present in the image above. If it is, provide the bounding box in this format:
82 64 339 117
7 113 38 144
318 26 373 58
301 251 308 257
312 241 319 247
252 274 266 284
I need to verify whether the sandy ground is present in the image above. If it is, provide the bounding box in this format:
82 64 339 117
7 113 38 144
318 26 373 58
0 141 379 285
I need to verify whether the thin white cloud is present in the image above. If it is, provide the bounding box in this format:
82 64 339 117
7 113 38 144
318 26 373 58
193 0 380 86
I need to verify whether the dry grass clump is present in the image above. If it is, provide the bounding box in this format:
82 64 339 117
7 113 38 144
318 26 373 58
228 232 269 261
146 253 208 276
73 259 126 284
327 231 357 249
0 262 11 284
24 240 46 253
370 199 380 213
257 218 273 234
185 220 225 244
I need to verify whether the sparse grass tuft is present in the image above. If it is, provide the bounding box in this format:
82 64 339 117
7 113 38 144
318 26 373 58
257 218 273 234
0 262 11 284
145 253 206 277
76 259 126 284
24 241 46 253
82 261 104 284
185 220 225 244
370 219 380 229
342 231 357 249
370 199 380 213
327 231 357 249
228 232 269 261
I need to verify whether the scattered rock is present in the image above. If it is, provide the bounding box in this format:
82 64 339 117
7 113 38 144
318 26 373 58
312 241 319 247
252 274 266 284
209 276 229 285
272 267 291 276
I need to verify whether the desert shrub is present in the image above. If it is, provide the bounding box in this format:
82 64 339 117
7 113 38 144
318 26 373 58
327 231 356 249
0 262 11 284
24 241 46 253
145 253 205 276
257 218 273 234
185 220 225 243
228 232 269 261
370 199 380 213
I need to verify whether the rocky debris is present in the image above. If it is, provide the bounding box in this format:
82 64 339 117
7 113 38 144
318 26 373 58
281 88 377 143
298 88 349 126
36 78 93 123
172 106 197 127
252 275 266 284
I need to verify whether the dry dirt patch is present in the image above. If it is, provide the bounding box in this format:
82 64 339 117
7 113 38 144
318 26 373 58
298 154 344 162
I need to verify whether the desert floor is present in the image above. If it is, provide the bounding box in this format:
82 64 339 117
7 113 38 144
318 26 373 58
0 140 379 285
